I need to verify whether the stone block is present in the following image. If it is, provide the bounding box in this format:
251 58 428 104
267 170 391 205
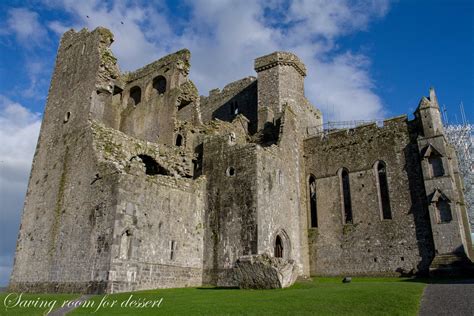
233 253 297 289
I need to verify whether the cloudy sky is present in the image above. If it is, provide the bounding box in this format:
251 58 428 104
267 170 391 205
0 0 473 286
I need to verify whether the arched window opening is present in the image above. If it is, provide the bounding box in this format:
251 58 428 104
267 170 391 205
376 162 392 219
429 154 444 178
340 168 353 224
175 134 183 147
153 76 167 95
131 154 168 175
274 235 283 258
437 200 452 223
129 86 142 105
309 175 318 227
119 230 131 259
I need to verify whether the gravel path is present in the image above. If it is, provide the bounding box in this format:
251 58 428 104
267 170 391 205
419 280 474 316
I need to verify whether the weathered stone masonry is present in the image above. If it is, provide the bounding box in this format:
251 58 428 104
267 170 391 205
9 27 473 293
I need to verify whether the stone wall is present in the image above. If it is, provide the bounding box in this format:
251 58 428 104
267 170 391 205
10 28 120 293
117 49 198 146
201 132 259 286
304 116 435 276
108 173 206 293
199 77 258 134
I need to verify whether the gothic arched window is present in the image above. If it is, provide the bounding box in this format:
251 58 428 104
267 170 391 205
309 175 318 227
376 161 392 220
340 168 353 224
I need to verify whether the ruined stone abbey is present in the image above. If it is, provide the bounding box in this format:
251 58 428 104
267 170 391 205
9 27 473 293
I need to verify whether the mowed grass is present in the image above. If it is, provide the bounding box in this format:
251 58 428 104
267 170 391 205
0 278 427 316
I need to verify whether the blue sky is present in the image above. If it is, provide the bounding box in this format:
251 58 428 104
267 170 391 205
0 0 472 286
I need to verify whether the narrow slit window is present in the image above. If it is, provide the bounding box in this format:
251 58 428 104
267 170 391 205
376 161 392 219
119 230 131 259
309 175 318 227
175 134 183 147
340 168 353 224
170 240 176 260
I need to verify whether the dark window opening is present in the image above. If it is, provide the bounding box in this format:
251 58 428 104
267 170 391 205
64 111 71 123
193 144 203 178
129 86 142 105
131 154 168 175
178 99 192 110
377 162 392 219
226 167 235 177
113 85 123 95
437 200 452 223
341 168 353 224
309 175 318 227
175 134 183 147
429 155 445 177
153 75 167 95
275 235 283 258
230 101 239 116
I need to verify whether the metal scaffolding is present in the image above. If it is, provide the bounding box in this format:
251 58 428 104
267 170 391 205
444 122 474 231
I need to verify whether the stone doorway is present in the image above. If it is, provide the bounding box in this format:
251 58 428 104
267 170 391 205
273 230 290 259
275 235 283 258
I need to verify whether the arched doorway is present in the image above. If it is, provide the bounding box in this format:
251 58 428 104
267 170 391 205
275 235 283 258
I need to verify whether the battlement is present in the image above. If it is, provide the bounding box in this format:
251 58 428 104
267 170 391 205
254 51 307 77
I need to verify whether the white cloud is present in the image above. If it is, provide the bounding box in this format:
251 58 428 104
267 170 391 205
0 96 41 286
6 8 48 47
44 0 389 120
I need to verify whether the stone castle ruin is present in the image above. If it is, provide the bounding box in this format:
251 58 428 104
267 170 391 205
9 27 473 293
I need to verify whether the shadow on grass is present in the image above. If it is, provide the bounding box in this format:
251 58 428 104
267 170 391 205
196 286 239 290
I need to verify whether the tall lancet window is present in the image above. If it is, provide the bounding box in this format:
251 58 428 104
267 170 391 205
340 168 353 224
375 161 392 220
309 175 318 227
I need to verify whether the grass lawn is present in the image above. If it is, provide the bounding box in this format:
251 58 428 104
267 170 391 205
0 278 427 315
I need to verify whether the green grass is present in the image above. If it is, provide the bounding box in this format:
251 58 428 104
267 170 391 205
0 278 427 316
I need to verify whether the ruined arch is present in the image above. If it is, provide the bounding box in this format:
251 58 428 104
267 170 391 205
153 75 167 95
129 86 142 106
130 154 168 175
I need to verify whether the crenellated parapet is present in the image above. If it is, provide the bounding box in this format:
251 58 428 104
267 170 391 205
254 51 307 77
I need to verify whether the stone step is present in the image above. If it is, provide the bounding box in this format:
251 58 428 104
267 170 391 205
429 254 474 277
